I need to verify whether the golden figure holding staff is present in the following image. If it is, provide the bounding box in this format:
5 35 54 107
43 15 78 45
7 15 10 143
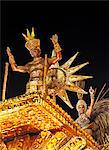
6 28 62 95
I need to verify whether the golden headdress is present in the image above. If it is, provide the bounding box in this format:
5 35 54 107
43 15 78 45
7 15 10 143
22 27 40 51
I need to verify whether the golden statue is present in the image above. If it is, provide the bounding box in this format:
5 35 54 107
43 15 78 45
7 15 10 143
6 28 62 95
0 27 109 150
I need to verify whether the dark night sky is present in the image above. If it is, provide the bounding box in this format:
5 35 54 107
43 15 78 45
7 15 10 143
1 1 109 119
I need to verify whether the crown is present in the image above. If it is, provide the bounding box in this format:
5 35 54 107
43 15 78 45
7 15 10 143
22 27 40 51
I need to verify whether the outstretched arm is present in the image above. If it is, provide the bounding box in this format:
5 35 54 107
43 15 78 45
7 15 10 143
86 86 95 117
6 47 28 73
50 34 62 64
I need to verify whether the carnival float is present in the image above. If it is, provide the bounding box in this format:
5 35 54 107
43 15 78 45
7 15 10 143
0 28 109 150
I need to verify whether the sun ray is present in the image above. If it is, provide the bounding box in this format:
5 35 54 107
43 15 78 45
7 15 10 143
57 89 74 109
65 84 87 94
67 62 89 75
67 75 93 83
61 52 79 70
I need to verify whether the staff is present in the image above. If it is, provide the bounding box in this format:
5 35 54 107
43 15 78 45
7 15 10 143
2 62 9 101
43 54 48 98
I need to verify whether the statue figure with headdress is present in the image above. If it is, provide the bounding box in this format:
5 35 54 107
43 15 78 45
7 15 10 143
6 27 62 95
6 27 93 107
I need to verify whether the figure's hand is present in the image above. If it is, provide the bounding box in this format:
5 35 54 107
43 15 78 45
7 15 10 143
6 47 11 56
6 47 13 58
50 34 58 45
6 47 16 64
89 86 95 97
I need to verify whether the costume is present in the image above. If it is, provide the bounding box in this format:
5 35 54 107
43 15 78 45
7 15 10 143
75 113 90 129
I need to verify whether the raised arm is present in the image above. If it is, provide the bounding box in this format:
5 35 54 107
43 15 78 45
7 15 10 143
50 34 62 64
86 86 95 117
6 47 28 73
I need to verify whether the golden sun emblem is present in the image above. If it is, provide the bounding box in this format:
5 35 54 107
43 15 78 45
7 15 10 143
46 51 93 109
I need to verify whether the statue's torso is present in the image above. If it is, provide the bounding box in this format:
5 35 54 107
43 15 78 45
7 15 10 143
26 57 45 80
25 57 51 94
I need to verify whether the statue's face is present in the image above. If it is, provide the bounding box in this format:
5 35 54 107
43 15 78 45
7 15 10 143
77 104 85 114
30 47 41 57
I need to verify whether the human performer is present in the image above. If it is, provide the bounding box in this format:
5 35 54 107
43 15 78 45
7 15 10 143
75 86 95 135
